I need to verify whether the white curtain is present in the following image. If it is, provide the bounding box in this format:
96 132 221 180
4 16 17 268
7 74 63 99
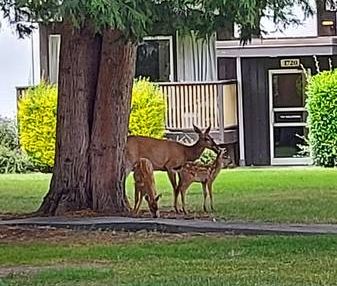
176 31 216 82
48 35 61 84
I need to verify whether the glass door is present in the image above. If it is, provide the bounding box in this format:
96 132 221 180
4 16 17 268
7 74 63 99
269 69 312 165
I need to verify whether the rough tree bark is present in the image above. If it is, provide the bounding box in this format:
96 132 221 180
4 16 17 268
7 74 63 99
90 29 136 213
38 23 102 215
38 25 136 216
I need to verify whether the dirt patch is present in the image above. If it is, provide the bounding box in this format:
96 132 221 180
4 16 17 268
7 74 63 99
1 208 212 221
0 225 196 245
0 213 36 221
130 209 212 220
0 262 111 278
61 208 213 220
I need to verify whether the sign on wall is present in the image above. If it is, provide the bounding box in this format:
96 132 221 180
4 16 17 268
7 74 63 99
280 59 300 68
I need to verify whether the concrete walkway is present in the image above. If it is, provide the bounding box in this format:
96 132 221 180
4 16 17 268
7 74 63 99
1 216 337 235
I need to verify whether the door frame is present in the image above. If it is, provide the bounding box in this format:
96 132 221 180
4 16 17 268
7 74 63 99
268 69 312 165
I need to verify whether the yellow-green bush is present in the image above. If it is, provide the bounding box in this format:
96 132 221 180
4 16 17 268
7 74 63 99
18 82 57 168
18 79 165 168
129 78 165 138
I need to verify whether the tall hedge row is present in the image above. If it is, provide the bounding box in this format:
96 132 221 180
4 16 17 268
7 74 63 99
306 69 337 167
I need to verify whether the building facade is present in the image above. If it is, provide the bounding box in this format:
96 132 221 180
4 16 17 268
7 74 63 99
34 0 337 166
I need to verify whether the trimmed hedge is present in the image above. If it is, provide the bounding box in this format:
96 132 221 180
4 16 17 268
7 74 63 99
306 69 337 167
18 82 57 168
129 78 165 138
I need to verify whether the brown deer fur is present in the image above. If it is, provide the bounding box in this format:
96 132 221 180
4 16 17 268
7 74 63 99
126 125 218 194
133 158 161 218
175 148 232 214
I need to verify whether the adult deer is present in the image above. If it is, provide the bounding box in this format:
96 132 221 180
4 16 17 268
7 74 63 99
126 125 218 193
175 147 233 214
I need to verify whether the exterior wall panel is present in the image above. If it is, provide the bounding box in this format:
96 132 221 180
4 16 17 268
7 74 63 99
238 55 337 166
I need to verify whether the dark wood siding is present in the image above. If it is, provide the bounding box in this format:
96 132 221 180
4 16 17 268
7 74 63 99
217 58 237 80
317 1 337 36
39 25 49 81
239 55 337 166
241 58 272 165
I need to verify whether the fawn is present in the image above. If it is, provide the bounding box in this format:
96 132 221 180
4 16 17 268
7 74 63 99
133 158 161 218
175 147 232 214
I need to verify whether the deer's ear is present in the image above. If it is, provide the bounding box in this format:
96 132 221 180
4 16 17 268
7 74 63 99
144 194 150 202
193 124 202 134
205 126 211 134
155 194 162 202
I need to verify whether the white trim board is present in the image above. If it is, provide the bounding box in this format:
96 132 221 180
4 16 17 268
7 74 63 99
236 57 245 166
216 37 337 57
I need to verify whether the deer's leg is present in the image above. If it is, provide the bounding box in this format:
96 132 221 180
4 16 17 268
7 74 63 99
167 169 177 192
134 189 143 215
133 187 139 212
208 182 215 212
134 196 143 215
168 169 180 212
178 181 192 215
174 185 180 213
202 183 208 212
181 190 187 215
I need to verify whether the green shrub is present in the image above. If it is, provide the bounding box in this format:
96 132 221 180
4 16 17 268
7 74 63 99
0 116 18 150
0 145 33 174
198 149 217 164
0 118 33 174
306 69 337 167
18 82 57 168
129 78 165 138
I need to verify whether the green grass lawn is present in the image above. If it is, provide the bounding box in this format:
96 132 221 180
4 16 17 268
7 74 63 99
2 169 337 285
1 167 337 223
1 233 337 286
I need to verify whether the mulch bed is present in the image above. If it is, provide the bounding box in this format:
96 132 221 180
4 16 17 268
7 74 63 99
0 208 212 221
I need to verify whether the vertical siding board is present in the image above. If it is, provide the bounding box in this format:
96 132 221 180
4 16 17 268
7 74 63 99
242 58 255 166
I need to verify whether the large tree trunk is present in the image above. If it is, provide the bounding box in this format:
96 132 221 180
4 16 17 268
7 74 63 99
90 29 136 213
38 25 136 216
38 24 102 215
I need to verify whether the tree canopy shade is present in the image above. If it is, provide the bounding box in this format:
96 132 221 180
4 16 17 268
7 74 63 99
1 0 316 215
1 0 316 41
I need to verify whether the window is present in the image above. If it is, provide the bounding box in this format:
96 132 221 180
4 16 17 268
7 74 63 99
47 35 174 84
48 35 61 84
135 36 174 82
317 0 337 36
325 0 337 11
